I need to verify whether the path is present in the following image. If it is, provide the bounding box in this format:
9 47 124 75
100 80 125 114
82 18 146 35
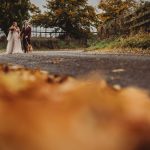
0 51 150 90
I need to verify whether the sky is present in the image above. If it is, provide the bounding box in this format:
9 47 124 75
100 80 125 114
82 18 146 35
31 0 100 11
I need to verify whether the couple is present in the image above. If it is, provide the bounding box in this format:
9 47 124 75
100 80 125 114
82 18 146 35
6 21 31 54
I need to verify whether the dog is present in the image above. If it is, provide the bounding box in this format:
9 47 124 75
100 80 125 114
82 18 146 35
0 65 150 150
27 44 33 53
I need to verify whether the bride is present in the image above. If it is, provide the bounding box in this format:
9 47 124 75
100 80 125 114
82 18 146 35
6 22 23 54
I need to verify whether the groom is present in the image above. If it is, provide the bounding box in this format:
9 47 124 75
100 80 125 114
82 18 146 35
21 20 31 53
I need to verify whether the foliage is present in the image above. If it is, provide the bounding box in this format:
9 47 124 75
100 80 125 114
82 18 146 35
0 36 6 51
31 37 86 50
88 33 150 50
0 0 40 35
98 0 138 23
118 33 150 49
32 0 99 39
97 1 149 40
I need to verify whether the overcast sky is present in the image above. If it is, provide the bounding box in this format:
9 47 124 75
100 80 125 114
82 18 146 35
31 0 100 10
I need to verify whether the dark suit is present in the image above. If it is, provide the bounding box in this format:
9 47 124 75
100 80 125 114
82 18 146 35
21 26 31 53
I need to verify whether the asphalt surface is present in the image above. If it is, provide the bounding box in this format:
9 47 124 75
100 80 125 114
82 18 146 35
0 50 150 90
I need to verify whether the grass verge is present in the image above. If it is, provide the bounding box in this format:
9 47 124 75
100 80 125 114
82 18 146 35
87 33 150 52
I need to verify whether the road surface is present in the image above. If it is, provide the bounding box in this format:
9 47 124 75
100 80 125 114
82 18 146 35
0 51 150 90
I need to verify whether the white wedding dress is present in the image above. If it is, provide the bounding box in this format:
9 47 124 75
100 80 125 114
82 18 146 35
6 29 23 54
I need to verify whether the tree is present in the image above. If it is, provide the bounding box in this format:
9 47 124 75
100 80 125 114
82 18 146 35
0 0 39 35
98 0 137 23
32 0 99 39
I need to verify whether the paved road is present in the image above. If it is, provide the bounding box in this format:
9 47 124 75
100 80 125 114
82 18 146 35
0 51 150 90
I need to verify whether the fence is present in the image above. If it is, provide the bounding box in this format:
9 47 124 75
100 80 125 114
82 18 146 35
32 26 98 38
32 31 67 38
31 26 66 38
98 2 150 39
124 2 150 34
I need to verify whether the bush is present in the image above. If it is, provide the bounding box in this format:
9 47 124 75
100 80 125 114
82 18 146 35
0 36 87 52
31 37 86 50
88 33 150 50
119 33 150 49
0 36 7 51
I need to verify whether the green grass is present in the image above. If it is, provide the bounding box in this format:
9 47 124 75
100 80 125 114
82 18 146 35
0 37 86 52
0 36 7 52
87 33 150 51
1 33 149 53
31 37 86 50
0 42 6 52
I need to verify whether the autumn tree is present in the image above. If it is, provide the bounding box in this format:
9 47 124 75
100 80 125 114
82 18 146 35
0 0 40 35
32 0 99 39
98 0 137 23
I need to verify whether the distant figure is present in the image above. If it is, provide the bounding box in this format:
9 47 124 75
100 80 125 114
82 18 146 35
6 22 23 54
21 20 32 53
